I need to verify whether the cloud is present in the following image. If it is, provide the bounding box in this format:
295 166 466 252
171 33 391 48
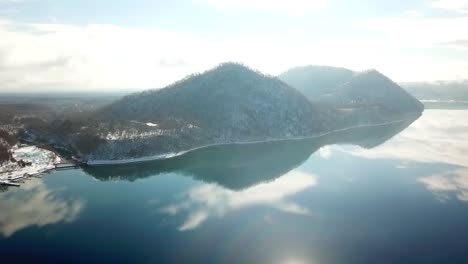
179 211 209 231
0 14 467 92
160 170 317 231
356 16 468 47
0 178 84 237
194 0 328 16
0 19 320 92
404 10 423 17
318 146 332 159
420 169 468 202
342 109 468 202
443 39 468 50
348 110 468 168
431 0 468 13
355 16 468 81
0 20 212 92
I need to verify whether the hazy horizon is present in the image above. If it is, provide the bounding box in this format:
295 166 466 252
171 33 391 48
1 0 468 93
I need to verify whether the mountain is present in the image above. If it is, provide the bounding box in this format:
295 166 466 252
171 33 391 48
318 70 424 112
85 63 328 162
24 63 424 164
280 67 424 125
278 66 354 99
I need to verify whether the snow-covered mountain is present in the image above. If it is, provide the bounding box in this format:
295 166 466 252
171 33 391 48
85 63 329 162
21 63 424 164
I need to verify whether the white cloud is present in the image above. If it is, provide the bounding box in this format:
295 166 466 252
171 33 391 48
348 110 468 168
318 146 332 159
357 16 468 47
194 0 328 16
161 170 317 231
355 16 468 81
404 10 423 17
342 109 468 202
0 178 84 237
431 0 468 13
179 211 209 231
0 19 319 92
420 169 468 202
0 20 215 92
0 15 467 92
443 39 468 50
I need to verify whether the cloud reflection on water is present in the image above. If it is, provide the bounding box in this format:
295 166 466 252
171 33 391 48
349 110 468 168
0 178 84 237
347 109 468 202
160 170 317 231
419 169 468 202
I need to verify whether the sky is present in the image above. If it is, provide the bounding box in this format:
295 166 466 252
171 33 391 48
0 0 467 92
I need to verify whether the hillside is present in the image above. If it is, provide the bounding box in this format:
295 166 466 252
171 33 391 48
318 70 424 111
280 67 423 125
85 63 328 162
278 66 355 99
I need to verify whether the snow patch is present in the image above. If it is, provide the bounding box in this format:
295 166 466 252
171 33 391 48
0 146 60 182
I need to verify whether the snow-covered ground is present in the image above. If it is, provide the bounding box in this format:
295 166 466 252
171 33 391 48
0 146 60 183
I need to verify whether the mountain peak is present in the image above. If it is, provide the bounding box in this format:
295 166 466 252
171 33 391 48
278 65 355 98
355 69 385 77
350 69 395 84
207 62 266 78
209 62 253 72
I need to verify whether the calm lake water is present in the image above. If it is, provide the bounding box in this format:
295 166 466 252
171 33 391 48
1 109 468 264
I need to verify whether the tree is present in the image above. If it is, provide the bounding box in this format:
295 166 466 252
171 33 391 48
0 144 11 165
75 133 105 155
0 129 16 145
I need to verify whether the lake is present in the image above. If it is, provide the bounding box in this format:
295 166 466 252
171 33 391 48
1 109 468 264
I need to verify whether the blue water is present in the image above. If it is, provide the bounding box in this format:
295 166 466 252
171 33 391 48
1 109 467 264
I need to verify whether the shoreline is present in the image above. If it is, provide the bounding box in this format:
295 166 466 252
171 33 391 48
1 113 422 172
0 145 61 186
87 114 421 166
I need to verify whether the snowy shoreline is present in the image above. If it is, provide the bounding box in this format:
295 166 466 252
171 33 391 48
1 114 421 171
87 115 420 166
0 146 61 185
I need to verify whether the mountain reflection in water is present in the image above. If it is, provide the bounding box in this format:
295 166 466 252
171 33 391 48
85 116 419 190
3 111 468 264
